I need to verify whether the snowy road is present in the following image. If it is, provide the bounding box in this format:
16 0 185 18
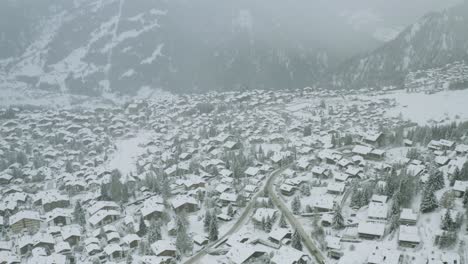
183 167 286 264
267 166 327 264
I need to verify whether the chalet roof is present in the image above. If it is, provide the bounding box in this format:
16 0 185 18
151 240 176 255
352 145 373 155
141 197 165 217
87 201 120 216
227 243 266 264
358 222 385 237
61 225 82 240
171 195 198 209
123 234 141 245
326 235 341 250
311 195 334 210
88 210 120 226
252 208 277 222
9 210 41 225
327 182 345 193
245 167 260 177
219 192 238 203
271 246 306 264
279 184 295 192
398 226 420 243
104 244 122 255
453 180 468 192
368 202 388 219
371 194 388 204
268 228 291 242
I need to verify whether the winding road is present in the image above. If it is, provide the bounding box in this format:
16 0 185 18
183 167 286 264
266 166 327 264
184 164 327 264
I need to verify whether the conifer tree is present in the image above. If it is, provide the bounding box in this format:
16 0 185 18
279 214 288 228
73 200 86 226
148 220 162 244
420 185 438 213
291 196 301 215
204 210 212 232
209 216 219 241
265 216 273 232
332 205 345 229
291 229 302 250
176 217 193 255
441 209 455 231
138 216 147 237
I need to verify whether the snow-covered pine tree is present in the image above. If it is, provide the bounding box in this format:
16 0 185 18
265 216 273 232
291 229 302 250
73 200 86 226
332 205 345 229
148 220 162 244
441 209 454 231
227 204 234 217
350 188 362 208
279 214 288 228
300 184 311 197
430 169 445 190
291 196 301 215
450 167 460 186
138 216 147 237
420 185 438 213
176 217 193 255
209 216 219 241
204 210 212 232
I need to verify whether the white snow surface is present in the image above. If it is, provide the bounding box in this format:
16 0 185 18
106 131 152 178
380 89 468 125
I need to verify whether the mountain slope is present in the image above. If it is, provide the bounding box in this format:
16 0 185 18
325 1 468 89
0 0 346 95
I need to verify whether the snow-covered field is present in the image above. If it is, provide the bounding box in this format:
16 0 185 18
106 131 152 179
382 89 468 125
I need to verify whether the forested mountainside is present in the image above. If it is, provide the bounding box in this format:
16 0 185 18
325 1 468 89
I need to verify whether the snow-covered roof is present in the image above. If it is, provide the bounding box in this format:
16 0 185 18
88 210 120 226
244 167 260 177
252 208 277 222
358 222 385 237
219 192 238 203
400 208 418 222
227 243 266 264
327 182 345 193
104 244 122 255
352 145 373 155
171 195 198 209
87 201 120 216
398 226 420 244
371 194 388 204
453 180 468 192
270 246 306 264
325 236 341 250
9 210 41 225
151 240 176 256
268 228 291 242
368 202 388 219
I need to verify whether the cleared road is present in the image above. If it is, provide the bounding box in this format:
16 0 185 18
266 168 327 264
183 167 286 264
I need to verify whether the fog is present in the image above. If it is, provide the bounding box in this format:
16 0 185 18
0 0 463 94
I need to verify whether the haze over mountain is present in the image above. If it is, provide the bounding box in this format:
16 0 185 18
0 0 463 95
326 0 468 90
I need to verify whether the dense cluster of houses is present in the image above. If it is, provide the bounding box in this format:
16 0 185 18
0 87 466 264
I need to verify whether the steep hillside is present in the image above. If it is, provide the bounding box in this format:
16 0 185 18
326 1 468 89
